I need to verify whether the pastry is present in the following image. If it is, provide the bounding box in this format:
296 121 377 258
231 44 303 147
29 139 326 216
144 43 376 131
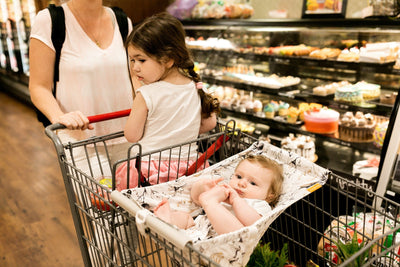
339 112 376 142
304 107 340 134
281 133 316 162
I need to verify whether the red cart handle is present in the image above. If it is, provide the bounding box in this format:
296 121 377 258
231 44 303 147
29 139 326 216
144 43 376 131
87 109 131 123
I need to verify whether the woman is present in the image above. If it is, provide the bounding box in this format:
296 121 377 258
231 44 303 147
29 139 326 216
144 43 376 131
29 0 134 175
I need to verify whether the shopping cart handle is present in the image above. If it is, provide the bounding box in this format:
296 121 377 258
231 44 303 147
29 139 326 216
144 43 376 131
87 109 131 123
45 109 132 133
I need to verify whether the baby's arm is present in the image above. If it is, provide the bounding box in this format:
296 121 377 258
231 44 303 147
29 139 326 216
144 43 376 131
191 177 224 206
226 186 262 226
199 185 244 234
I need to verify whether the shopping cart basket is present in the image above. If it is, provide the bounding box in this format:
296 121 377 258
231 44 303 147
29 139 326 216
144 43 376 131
261 172 400 267
45 111 257 267
46 110 400 267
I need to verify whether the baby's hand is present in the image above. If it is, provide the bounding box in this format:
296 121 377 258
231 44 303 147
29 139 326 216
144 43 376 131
191 177 223 205
224 185 241 206
198 184 228 207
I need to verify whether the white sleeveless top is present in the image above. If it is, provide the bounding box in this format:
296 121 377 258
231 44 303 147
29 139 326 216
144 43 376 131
30 4 133 142
137 81 202 159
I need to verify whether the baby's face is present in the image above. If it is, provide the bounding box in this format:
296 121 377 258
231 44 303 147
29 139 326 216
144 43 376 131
229 160 273 200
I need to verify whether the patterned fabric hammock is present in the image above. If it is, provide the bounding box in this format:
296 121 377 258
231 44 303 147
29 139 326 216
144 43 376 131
111 141 330 266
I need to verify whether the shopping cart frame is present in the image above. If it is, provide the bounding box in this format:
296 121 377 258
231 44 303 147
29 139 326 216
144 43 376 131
45 111 400 267
45 116 256 267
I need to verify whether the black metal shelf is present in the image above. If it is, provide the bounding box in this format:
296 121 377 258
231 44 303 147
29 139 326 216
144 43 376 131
192 48 398 76
221 108 382 156
182 18 400 29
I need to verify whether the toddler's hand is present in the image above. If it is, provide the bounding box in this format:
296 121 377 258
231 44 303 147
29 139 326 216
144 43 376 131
131 74 143 92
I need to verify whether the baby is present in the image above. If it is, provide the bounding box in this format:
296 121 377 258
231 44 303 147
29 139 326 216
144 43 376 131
154 154 284 236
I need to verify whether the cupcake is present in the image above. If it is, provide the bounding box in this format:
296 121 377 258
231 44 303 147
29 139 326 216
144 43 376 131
278 101 290 116
270 100 279 113
298 102 309 121
253 99 263 113
287 107 299 123
245 100 255 113
264 103 275 119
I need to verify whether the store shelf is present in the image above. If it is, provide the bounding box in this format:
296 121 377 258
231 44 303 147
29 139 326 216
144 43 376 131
185 18 400 177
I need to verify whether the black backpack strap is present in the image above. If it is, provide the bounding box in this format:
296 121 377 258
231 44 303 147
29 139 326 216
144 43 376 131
47 4 65 95
111 6 128 42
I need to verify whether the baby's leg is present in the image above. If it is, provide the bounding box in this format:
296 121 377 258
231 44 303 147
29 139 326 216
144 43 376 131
154 198 194 229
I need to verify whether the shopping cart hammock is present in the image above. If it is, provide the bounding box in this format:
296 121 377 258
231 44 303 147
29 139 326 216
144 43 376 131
111 141 330 266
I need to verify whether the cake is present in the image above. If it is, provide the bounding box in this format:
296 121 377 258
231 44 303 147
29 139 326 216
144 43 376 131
281 134 316 162
303 107 340 134
313 81 350 96
337 47 360 62
380 92 398 105
287 107 299 123
298 102 309 121
334 84 363 103
309 48 341 59
339 112 376 142
373 121 389 148
354 81 381 101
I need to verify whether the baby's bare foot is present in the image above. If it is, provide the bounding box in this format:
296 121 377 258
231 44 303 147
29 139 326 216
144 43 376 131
154 198 194 229
153 198 172 223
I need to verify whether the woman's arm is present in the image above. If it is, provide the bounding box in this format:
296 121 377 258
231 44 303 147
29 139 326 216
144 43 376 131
124 91 147 142
29 38 92 130
199 112 217 134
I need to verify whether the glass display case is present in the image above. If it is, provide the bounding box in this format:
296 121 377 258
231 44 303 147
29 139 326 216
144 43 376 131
182 18 400 193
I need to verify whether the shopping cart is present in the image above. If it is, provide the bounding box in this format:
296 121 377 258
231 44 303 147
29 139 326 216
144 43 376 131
45 112 255 267
46 111 400 267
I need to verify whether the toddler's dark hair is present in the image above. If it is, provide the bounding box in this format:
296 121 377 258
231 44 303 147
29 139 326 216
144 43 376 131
125 12 220 118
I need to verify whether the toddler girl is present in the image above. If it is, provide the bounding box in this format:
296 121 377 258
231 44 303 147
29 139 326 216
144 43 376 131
115 12 220 191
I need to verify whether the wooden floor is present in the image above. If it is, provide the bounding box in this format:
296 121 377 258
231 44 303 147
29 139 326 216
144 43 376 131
0 91 83 266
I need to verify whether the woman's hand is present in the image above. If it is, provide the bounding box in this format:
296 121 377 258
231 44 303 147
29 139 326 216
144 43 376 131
56 111 94 130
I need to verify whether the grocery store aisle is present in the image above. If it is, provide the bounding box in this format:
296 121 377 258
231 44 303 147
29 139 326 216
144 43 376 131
0 91 83 267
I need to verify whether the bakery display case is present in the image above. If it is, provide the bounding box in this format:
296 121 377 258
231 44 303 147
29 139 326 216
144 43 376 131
182 18 400 188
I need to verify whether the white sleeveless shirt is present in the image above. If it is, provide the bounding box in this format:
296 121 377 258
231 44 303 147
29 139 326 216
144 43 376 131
137 81 202 159
30 4 133 141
